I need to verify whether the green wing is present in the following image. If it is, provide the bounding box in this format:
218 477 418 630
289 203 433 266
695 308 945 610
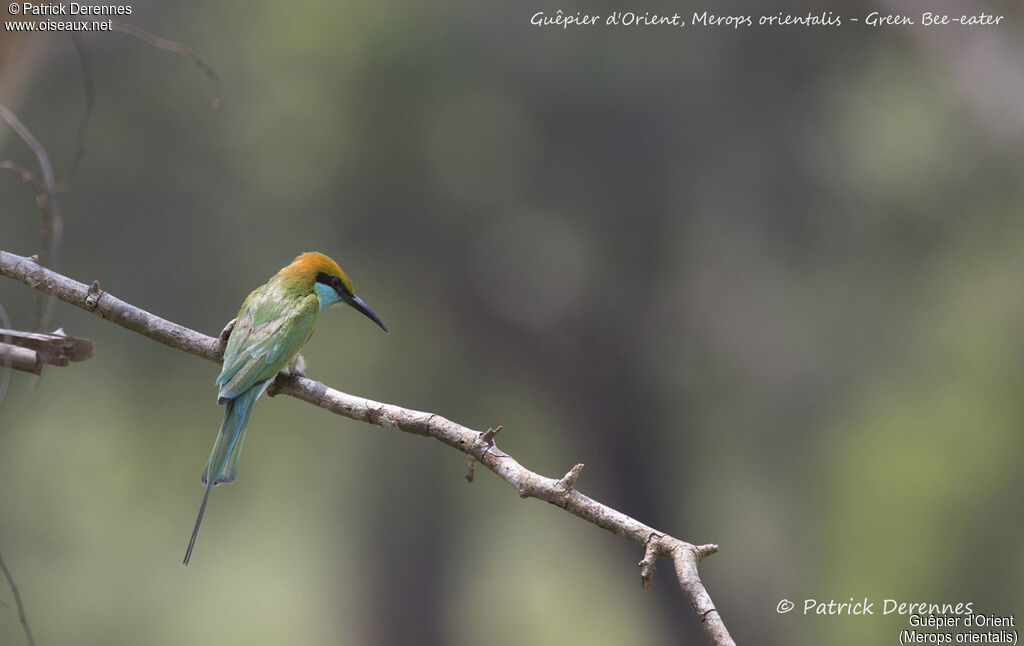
216 286 319 402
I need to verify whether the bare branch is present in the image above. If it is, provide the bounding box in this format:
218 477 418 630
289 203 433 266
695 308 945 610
0 552 36 646
0 252 221 362
0 343 41 374
0 250 735 646
109 22 223 109
0 328 94 373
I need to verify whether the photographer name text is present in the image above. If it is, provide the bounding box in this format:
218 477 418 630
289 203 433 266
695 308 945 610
10 3 132 15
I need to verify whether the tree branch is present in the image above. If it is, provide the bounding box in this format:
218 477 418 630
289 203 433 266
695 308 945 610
0 249 735 646
0 328 94 374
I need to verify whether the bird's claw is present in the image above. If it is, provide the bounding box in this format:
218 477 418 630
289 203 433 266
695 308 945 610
218 318 237 344
284 353 307 378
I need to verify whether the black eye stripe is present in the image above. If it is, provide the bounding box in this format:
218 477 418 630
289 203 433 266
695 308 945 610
315 272 349 295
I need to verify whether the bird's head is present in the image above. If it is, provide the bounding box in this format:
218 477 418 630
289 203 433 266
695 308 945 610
283 252 387 332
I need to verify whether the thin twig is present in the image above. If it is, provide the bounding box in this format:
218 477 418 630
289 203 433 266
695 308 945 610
0 104 63 330
639 534 659 593
109 22 222 109
0 250 735 646
481 424 502 443
0 160 52 265
0 163 52 293
0 108 57 193
68 34 95 179
0 162 52 340
554 463 584 493
0 552 36 646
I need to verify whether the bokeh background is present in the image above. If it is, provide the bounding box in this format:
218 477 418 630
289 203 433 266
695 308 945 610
2 1 1023 644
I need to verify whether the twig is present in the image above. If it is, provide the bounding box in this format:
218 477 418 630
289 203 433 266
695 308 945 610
464 425 502 482
68 34 95 179
0 552 36 646
0 250 735 646
0 108 58 195
0 252 221 362
109 22 223 109
640 534 659 593
0 104 63 330
554 463 584 493
481 424 502 443
0 164 53 321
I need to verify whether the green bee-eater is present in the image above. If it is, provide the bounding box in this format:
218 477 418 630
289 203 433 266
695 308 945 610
183 252 387 565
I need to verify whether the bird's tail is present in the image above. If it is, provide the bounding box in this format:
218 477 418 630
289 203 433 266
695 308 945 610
183 385 263 566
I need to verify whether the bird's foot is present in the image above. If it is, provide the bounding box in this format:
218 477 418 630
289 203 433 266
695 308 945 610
268 354 308 398
283 353 307 378
218 318 236 344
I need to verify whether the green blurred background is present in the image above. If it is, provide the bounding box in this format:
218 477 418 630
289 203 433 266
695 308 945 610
2 1 1023 644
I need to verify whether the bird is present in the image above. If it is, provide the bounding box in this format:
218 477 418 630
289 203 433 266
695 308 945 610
183 252 387 565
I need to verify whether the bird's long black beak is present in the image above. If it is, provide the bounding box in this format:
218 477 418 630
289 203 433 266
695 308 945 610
346 294 388 332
